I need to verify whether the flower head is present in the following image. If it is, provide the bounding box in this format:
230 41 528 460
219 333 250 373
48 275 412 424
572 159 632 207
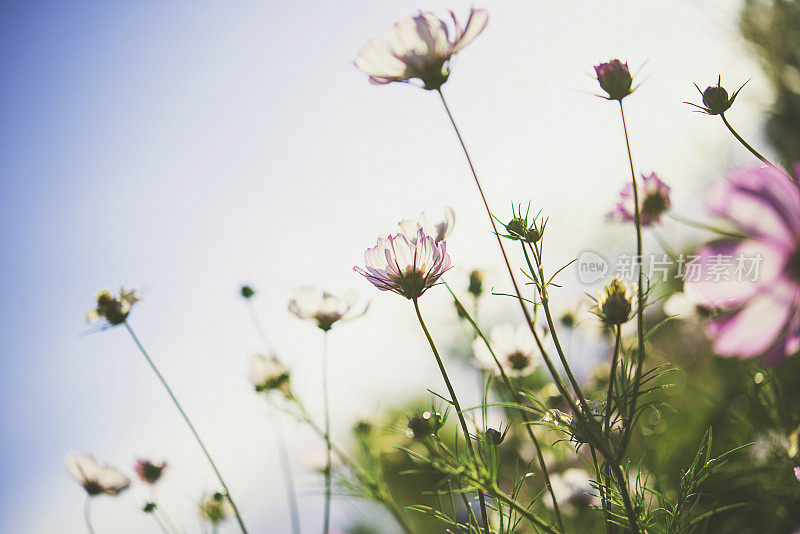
685 165 800 365
595 278 634 326
594 59 634 101
687 76 748 115
467 269 485 298
354 229 452 299
86 287 140 325
134 458 166 484
355 8 488 90
472 323 540 377
288 287 366 331
66 453 130 497
609 172 671 226
250 354 292 396
398 206 455 243
199 492 232 525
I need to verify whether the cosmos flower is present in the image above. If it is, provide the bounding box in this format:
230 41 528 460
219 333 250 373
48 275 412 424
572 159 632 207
66 453 130 497
686 165 800 365
609 172 671 226
472 323 540 377
134 458 166 484
594 59 634 101
354 228 452 299
250 354 291 395
398 206 455 243
288 287 367 331
86 287 140 325
354 8 488 90
795 466 800 483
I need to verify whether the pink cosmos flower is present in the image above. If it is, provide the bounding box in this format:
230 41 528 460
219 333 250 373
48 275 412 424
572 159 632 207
609 172 671 226
354 228 452 299
354 8 488 90
686 165 800 365
795 466 800 483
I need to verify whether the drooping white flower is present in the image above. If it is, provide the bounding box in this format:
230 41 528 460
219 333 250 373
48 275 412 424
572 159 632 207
354 9 488 90
288 287 367 331
86 287 140 325
66 453 130 497
354 228 452 299
398 206 455 243
472 323 540 377
250 354 291 395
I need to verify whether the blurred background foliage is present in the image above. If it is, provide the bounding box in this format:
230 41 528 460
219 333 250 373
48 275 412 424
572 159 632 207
336 2 800 531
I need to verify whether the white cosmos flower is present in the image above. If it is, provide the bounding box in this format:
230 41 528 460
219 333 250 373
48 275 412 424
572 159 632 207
288 287 367 331
663 284 711 320
66 452 130 497
398 206 455 243
354 8 489 90
354 228 452 299
250 354 291 394
473 323 540 377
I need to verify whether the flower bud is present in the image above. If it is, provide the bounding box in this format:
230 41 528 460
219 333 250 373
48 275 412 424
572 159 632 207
407 410 445 439
143 502 157 513
467 269 485 298
485 428 505 445
598 278 633 326
135 459 166 484
701 85 731 115
240 285 255 299
594 60 633 101
504 217 541 243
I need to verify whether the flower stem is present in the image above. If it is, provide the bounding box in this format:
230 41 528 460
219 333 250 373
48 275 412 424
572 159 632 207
490 485 559 534
720 113 785 175
604 326 622 433
435 87 593 448
444 282 565 532
122 322 248 534
617 101 646 460
84 497 96 534
412 297 490 534
666 212 746 239
244 300 301 534
322 331 332 534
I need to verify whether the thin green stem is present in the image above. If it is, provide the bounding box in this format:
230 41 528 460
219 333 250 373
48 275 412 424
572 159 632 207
151 510 172 534
605 326 622 433
152 492 184 534
610 463 640 534
322 331 332 534
617 101 646 461
720 113 784 175
123 322 248 534
666 212 746 239
490 486 559 534
589 446 613 534
84 497 96 534
435 87 587 442
444 282 565 532
244 300 301 534
412 297 489 534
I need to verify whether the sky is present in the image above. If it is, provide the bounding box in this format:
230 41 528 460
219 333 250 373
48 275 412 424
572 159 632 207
0 1 774 532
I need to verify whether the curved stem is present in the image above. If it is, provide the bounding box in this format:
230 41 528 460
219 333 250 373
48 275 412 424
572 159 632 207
444 282 565 532
720 113 785 176
435 87 596 451
123 323 248 534
84 497 96 534
412 297 489 534
322 331 332 534
246 301 278 356
666 212 746 239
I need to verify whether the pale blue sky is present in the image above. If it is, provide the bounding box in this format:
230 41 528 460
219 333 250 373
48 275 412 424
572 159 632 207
0 1 771 532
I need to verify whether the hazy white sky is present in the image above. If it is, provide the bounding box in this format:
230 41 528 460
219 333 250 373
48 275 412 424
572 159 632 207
0 1 772 532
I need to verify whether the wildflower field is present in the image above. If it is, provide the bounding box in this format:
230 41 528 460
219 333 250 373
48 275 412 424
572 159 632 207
2 1 800 533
